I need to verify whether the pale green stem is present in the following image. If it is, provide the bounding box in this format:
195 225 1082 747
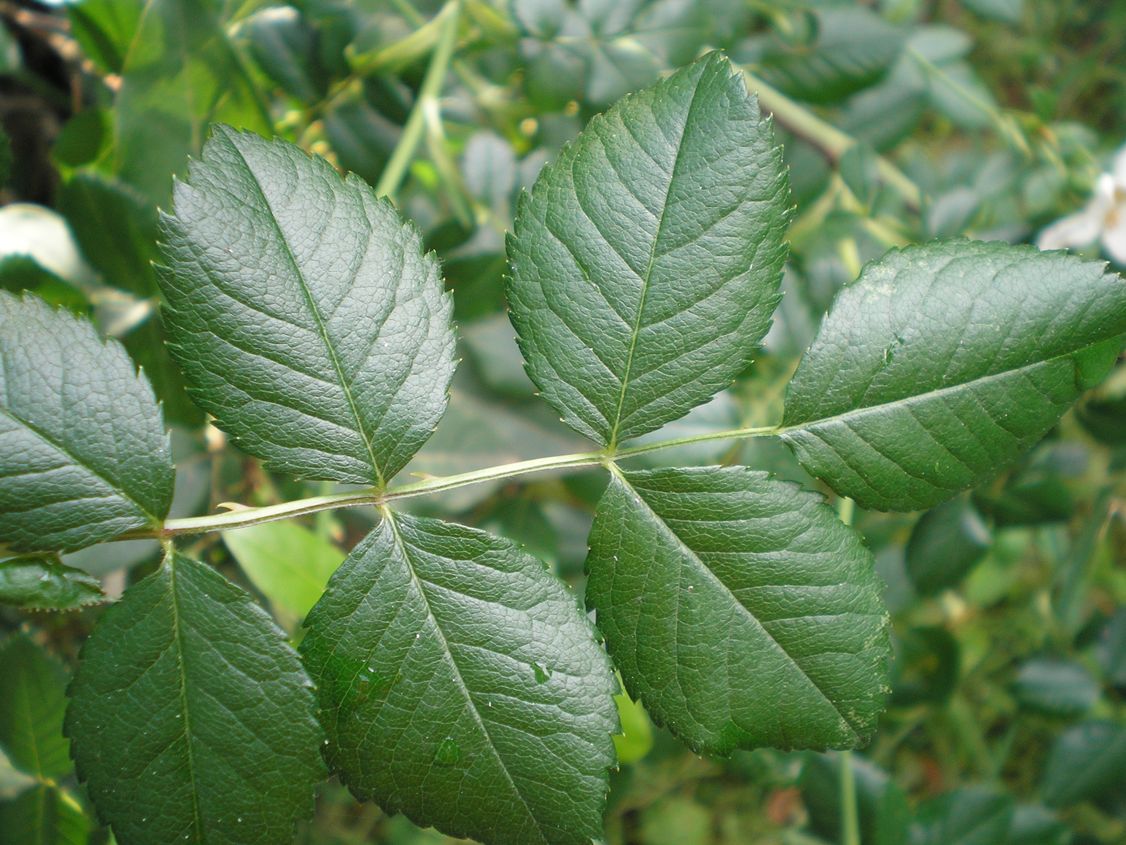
839 752 860 845
742 68 923 212
374 0 461 200
118 424 781 540
836 495 860 845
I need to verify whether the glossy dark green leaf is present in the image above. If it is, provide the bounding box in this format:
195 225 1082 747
66 552 325 844
301 513 619 845
800 753 911 845
508 52 790 448
57 174 159 297
782 240 1126 512
755 8 905 104
0 556 104 611
242 7 327 103
1077 391 1126 445
914 787 1014 845
1008 804 1071 845
1097 609 1126 688
0 785 91 845
322 80 406 186
889 626 960 707
963 0 1024 24
0 635 71 779
586 466 889 754
1013 657 1098 717
905 496 991 595
1040 720 1126 807
158 127 456 487
0 293 173 553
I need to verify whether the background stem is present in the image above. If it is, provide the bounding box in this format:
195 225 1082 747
374 0 460 199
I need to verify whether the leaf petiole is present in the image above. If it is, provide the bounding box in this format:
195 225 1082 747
120 423 782 539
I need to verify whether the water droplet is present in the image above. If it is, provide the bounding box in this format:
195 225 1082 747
686 585 694 593
323 739 330 746
434 737 462 766
237 817 243 823
355 671 373 703
414 632 421 640
532 662 551 684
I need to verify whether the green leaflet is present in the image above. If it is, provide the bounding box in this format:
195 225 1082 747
66 552 325 844
508 51 790 448
586 466 889 754
0 635 72 780
913 787 1014 845
0 556 104 611
300 513 619 845
111 0 271 203
782 240 1126 512
1040 720 1126 807
904 496 991 596
0 293 173 553
0 785 91 845
158 126 456 487
755 7 905 104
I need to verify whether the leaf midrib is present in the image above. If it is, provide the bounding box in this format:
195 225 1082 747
783 344 1098 433
614 470 864 740
383 513 549 845
0 405 156 526
606 69 707 450
225 137 387 488
167 558 205 842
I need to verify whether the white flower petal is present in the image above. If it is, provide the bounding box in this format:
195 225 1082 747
1037 205 1105 251
1113 143 1126 187
1101 212 1126 265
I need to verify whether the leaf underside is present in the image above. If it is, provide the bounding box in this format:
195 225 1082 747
66 553 325 845
301 513 619 845
586 466 889 754
507 51 790 447
783 240 1126 511
0 292 173 552
158 126 456 487
0 556 105 611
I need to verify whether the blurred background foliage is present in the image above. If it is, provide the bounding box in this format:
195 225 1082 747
1 0 1124 843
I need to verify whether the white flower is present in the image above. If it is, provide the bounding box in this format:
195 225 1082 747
1038 145 1126 264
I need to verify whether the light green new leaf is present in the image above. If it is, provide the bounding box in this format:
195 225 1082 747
508 51 790 448
0 293 173 553
301 513 619 845
222 521 343 623
0 556 104 611
586 466 889 754
111 0 271 203
0 635 72 780
782 240 1126 512
66 553 325 844
0 785 91 845
158 126 456 487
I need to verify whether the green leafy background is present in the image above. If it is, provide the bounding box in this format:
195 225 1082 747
1 0 1125 843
